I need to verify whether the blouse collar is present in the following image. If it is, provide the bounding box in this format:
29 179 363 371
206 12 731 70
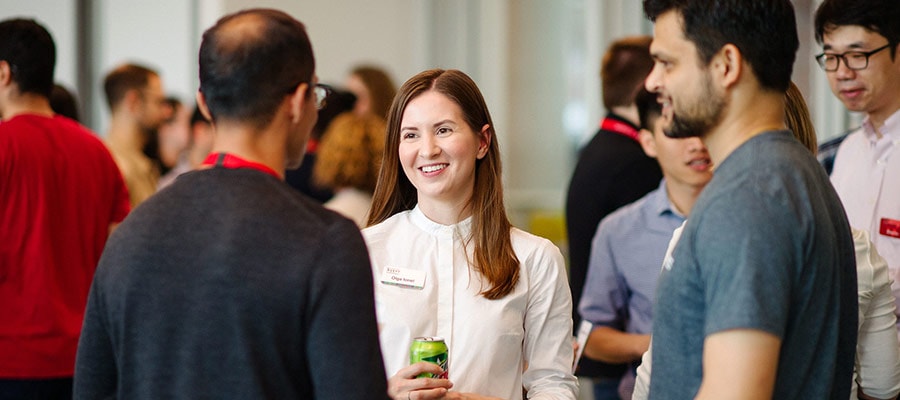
410 205 474 239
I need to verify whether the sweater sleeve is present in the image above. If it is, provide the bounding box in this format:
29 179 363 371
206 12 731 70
305 219 390 400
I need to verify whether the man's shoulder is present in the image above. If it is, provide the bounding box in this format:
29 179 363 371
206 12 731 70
569 132 658 193
576 129 645 162
817 130 854 175
598 189 658 231
1 114 100 143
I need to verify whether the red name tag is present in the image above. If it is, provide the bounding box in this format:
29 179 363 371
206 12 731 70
881 218 900 239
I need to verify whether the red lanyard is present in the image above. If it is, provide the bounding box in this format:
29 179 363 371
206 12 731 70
600 117 640 142
201 153 281 179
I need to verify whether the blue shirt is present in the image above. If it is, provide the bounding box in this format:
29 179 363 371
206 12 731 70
578 180 686 335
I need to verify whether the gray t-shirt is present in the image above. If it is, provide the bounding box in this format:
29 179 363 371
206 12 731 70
649 131 857 399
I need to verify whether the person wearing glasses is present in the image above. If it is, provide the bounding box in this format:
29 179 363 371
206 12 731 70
74 9 389 399
816 0 900 344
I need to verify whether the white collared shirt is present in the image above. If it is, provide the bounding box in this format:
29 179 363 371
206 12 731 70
362 207 578 399
831 108 900 319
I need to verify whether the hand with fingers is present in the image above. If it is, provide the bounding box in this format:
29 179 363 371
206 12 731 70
389 362 453 400
388 362 506 400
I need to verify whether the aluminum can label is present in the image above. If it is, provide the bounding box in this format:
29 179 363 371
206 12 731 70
410 337 449 378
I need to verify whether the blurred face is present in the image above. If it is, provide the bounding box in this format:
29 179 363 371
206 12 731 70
645 11 724 139
822 25 900 123
286 77 319 169
398 90 489 208
157 103 191 167
640 114 713 190
191 119 215 163
137 75 167 132
346 73 371 116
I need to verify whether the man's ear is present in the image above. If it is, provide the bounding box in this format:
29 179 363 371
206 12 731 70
638 128 658 158
123 88 141 113
289 83 310 124
0 61 12 87
476 124 492 159
195 90 214 124
712 43 743 89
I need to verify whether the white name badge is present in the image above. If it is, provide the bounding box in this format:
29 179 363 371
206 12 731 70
380 266 426 289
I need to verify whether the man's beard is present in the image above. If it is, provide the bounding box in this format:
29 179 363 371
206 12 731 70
664 76 725 139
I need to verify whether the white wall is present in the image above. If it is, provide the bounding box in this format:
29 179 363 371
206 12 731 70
220 0 425 90
1 0 856 221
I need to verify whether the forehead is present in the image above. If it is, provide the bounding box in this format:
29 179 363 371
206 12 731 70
401 90 463 123
823 25 888 50
650 11 696 59
144 75 163 94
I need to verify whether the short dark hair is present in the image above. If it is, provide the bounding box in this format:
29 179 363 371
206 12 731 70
601 36 654 109
50 83 80 121
103 63 158 110
635 87 662 132
643 0 798 92
0 18 56 98
198 9 314 129
815 0 900 60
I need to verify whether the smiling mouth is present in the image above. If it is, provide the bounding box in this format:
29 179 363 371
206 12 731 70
658 96 673 116
420 164 448 173
687 158 711 170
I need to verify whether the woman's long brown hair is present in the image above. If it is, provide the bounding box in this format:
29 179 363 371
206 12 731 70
366 69 519 300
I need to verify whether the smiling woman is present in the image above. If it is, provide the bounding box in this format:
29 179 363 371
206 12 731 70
396 90 490 221
363 69 579 400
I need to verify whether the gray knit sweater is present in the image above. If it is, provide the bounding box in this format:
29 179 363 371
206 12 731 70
74 167 389 399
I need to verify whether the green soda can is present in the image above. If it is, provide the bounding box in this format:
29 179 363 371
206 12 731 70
409 337 449 379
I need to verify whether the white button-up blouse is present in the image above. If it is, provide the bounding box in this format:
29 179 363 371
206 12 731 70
362 207 578 399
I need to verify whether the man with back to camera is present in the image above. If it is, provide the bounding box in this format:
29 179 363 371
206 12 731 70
103 63 168 207
815 0 900 331
564 36 661 399
578 87 712 400
641 0 857 398
74 9 389 399
0 18 130 399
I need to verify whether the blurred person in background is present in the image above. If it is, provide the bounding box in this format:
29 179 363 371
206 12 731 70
156 105 214 190
285 86 356 202
103 63 167 207
0 18 129 400
564 35 660 399
312 112 385 227
49 83 80 122
346 64 396 120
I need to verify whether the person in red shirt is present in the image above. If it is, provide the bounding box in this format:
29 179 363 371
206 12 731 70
0 18 130 399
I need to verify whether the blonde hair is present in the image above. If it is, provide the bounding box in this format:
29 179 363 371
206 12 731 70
784 82 818 155
313 112 385 193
